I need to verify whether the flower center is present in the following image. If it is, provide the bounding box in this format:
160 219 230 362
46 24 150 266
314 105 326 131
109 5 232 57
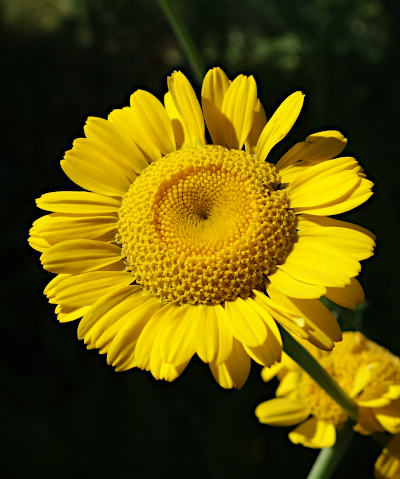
117 145 297 305
297 333 400 429
298 366 349 429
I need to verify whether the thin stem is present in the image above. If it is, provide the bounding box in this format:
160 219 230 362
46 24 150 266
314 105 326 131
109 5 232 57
306 420 354 479
280 327 358 422
157 0 205 84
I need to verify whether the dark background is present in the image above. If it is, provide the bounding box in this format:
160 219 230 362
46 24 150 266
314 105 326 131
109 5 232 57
2 0 400 477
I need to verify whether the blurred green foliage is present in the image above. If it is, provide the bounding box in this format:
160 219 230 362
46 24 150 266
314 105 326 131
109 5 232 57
2 0 400 477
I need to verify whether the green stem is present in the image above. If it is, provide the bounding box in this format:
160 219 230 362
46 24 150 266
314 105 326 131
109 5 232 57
306 420 354 479
280 327 358 422
157 0 205 84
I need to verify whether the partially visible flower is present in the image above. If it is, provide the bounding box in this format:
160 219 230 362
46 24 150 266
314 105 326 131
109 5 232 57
375 435 400 479
29 67 374 388
255 332 400 447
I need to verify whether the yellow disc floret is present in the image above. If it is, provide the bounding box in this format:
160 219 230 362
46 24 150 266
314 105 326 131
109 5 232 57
118 145 297 305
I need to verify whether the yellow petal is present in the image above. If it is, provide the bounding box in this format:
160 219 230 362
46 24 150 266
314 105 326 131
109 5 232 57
267 285 342 350
290 155 362 187
195 305 219 363
281 244 360 288
36 191 121 214
159 304 200 366
164 91 185 148
358 397 392 408
350 362 379 397
57 304 89 323
288 158 362 209
305 177 372 216
276 371 301 397
41 239 123 274
255 398 309 426
358 383 394 408
151 361 189 382
61 147 131 197
47 270 134 308
167 71 205 146
209 339 251 389
277 130 347 182
278 130 347 169
44 273 67 296
61 114 145 196
289 417 336 448
77 285 145 347
242 297 282 366
297 214 376 240
245 99 267 154
256 91 304 161
107 107 141 145
196 304 233 364
135 305 191 379
106 297 162 368
213 305 235 364
297 214 375 262
224 296 268 347
201 67 231 145
83 116 146 174
280 239 361 288
376 401 400 434
28 234 51 252
95 296 159 354
243 338 280 367
261 362 284 382
385 385 400 401
268 267 326 299
374 435 400 479
325 278 365 310
135 304 191 382
129 89 176 157
76 285 136 341
107 106 157 167
252 290 309 341
114 356 137 373
30 214 117 248
290 157 373 215
357 407 385 434
134 304 173 371
221 74 258 149
296 182 373 216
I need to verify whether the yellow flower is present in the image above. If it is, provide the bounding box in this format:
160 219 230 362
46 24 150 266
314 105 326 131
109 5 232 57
28 68 375 388
375 435 400 479
255 332 400 447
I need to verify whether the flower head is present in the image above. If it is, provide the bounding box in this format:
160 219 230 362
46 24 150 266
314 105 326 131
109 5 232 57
29 68 374 388
255 332 400 447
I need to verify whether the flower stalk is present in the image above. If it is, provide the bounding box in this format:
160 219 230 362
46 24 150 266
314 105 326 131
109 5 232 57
157 0 205 84
280 327 358 422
